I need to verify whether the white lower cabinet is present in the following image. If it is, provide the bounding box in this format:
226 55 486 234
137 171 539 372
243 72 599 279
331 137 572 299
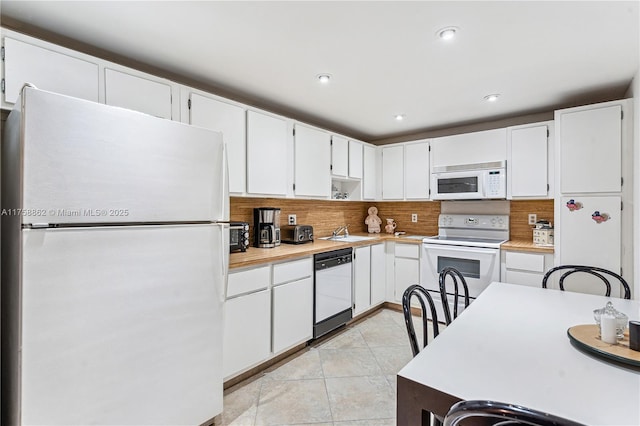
394 243 420 302
353 245 372 315
272 277 313 353
501 250 554 288
354 243 387 316
370 243 386 305
223 288 271 379
224 258 313 379
272 258 313 354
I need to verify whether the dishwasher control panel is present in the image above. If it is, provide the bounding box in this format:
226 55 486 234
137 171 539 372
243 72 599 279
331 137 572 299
314 248 353 270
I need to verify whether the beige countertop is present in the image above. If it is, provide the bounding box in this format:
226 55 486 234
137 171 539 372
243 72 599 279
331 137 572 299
230 235 554 270
501 240 555 254
229 233 424 269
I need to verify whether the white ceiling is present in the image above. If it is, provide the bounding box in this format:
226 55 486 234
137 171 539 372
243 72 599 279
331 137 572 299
1 1 638 142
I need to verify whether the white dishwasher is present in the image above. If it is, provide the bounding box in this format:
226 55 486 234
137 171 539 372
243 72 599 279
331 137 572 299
313 248 353 338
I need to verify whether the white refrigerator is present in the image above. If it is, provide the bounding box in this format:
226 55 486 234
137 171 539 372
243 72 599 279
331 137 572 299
1 87 228 425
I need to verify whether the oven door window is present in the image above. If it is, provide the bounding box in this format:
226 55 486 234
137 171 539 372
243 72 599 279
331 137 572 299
230 230 240 245
437 176 478 194
437 256 480 279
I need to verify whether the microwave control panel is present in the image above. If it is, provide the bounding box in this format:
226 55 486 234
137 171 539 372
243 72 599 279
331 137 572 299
485 170 506 198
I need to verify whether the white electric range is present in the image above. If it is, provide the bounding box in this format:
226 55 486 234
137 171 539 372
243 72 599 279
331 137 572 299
421 214 509 321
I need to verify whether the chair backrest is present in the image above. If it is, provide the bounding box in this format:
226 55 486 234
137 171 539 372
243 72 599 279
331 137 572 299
402 284 440 357
542 265 631 299
443 400 585 426
438 267 470 325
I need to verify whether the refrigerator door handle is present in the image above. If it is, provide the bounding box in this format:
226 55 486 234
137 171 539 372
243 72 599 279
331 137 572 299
220 222 229 302
220 142 230 221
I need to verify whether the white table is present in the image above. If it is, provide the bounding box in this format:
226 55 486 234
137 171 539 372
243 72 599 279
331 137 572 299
397 282 640 426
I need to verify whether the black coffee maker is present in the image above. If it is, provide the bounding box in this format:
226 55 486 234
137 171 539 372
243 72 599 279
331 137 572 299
253 207 281 248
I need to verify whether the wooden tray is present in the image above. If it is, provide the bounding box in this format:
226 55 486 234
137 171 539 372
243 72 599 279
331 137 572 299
567 324 640 367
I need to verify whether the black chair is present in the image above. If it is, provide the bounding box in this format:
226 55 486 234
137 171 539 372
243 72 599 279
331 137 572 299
438 267 470 325
443 400 585 426
542 265 631 299
402 284 441 357
402 284 442 426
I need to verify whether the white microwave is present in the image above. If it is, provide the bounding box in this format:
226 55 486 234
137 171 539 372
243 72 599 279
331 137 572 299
431 161 506 200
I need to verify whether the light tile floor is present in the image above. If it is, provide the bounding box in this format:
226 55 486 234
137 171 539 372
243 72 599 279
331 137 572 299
220 308 439 426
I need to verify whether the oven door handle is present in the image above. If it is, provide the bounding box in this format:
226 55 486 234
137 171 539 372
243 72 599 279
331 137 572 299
423 244 499 256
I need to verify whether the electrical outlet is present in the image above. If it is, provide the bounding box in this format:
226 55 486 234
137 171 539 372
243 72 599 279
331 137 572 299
528 214 537 225
288 214 297 225
411 213 418 223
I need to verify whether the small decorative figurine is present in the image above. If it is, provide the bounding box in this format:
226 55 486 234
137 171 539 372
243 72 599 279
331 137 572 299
591 211 609 224
385 218 397 234
566 199 582 211
365 206 382 233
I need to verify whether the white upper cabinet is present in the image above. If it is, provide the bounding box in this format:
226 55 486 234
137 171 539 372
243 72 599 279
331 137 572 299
381 145 404 199
348 140 363 179
2 36 99 106
507 122 553 199
404 140 430 199
294 124 331 197
104 68 173 119
332 136 363 179
362 145 378 200
331 136 349 177
556 104 622 194
189 93 246 194
431 128 507 167
246 110 288 195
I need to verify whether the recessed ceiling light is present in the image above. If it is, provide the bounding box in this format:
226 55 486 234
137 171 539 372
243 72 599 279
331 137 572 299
437 26 458 41
317 74 331 84
394 114 406 121
483 94 500 102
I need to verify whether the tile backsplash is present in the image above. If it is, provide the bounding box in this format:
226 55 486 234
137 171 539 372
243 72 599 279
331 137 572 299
231 197 553 242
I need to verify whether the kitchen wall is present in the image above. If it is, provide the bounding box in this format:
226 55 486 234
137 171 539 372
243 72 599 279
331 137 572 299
231 197 553 242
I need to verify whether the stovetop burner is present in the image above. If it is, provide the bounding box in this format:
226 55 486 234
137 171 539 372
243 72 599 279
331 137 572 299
422 235 506 248
422 214 510 249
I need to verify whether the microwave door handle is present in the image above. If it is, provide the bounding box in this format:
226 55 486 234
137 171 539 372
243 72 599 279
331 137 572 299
481 172 487 198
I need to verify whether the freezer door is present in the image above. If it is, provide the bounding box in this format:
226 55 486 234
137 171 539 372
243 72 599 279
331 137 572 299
20 225 225 425
18 87 228 224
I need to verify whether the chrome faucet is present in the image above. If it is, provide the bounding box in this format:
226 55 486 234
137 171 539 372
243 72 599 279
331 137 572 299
332 224 350 238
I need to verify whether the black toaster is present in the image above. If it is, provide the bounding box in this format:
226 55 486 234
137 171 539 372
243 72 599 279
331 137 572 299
281 225 314 244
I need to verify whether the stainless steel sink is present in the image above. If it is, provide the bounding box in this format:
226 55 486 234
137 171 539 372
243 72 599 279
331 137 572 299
319 235 377 242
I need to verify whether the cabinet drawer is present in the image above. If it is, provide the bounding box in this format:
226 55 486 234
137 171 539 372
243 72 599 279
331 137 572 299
505 251 545 272
273 257 312 285
395 243 420 259
504 270 544 288
227 265 270 298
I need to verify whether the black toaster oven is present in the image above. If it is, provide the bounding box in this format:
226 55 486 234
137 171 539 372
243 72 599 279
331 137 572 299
229 222 249 252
